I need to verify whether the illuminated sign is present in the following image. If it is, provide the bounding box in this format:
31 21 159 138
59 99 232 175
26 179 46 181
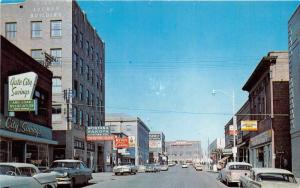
241 120 258 131
114 137 129 149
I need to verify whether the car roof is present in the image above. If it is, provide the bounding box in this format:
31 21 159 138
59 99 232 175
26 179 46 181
227 162 252 166
252 168 294 175
53 159 82 163
0 163 38 168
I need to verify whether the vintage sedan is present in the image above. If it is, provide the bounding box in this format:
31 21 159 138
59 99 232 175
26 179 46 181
195 163 203 171
46 159 92 188
0 163 57 188
144 164 156 173
161 165 169 171
113 163 138 175
220 162 252 186
240 168 299 188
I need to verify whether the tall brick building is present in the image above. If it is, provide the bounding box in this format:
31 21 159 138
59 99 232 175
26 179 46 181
242 52 291 170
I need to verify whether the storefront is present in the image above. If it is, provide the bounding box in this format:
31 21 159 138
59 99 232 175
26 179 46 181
249 130 272 168
0 114 57 168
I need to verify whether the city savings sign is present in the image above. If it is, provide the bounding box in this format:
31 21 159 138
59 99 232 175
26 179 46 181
8 72 38 111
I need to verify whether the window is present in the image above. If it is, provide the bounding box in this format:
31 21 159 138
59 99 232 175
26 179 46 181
51 20 62 37
97 97 100 107
86 65 89 80
91 46 94 60
96 53 99 66
73 107 77 123
73 25 78 43
90 93 93 106
50 48 62 65
52 77 62 93
52 105 61 114
31 49 43 63
73 52 78 70
5 22 17 39
90 116 94 127
31 21 42 38
79 84 83 101
86 89 90 105
80 58 83 74
79 110 83 126
91 70 94 84
74 139 84 150
86 113 89 127
86 41 89 55
73 80 78 98
79 32 83 48
96 75 99 89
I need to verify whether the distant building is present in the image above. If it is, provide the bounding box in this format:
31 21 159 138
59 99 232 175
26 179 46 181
288 5 300 177
0 0 106 172
208 138 225 164
0 35 56 166
105 114 150 166
149 131 166 164
166 140 202 163
242 52 290 170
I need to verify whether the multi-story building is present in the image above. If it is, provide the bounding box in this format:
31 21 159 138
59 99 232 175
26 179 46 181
208 138 225 164
105 114 150 166
288 5 300 177
0 35 56 167
1 0 105 171
242 52 291 170
166 140 202 163
149 131 166 164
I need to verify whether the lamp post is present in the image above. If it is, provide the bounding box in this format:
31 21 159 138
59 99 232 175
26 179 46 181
212 89 237 162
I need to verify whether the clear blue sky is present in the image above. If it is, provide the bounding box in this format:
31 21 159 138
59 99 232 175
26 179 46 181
77 1 299 150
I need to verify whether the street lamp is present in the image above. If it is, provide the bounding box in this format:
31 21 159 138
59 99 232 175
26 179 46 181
212 89 237 162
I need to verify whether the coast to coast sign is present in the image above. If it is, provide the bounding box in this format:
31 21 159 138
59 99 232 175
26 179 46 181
8 72 38 112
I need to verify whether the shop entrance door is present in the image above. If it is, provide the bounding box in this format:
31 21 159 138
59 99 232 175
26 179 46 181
12 141 25 162
97 146 104 172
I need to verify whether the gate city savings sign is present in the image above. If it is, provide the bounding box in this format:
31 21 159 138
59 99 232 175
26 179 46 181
8 72 38 111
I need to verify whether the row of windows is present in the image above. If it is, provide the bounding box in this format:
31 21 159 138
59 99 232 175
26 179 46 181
72 106 103 127
5 20 62 39
31 48 62 65
74 80 103 105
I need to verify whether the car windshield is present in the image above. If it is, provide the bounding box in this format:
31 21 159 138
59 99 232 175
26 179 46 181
257 173 297 183
50 162 78 169
229 165 251 170
0 165 19 176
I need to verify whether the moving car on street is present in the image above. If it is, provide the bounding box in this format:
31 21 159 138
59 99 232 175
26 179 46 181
113 163 138 175
0 163 57 188
46 159 92 188
194 163 203 171
182 164 188 168
219 162 252 186
239 168 299 188
161 165 169 171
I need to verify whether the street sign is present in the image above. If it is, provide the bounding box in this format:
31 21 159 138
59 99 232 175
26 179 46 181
241 120 258 131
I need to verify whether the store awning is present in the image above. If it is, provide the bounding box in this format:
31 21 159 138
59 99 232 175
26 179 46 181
0 129 57 145
237 141 247 148
218 156 230 164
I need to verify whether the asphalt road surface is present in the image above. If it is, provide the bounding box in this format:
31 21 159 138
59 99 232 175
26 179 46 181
83 165 238 188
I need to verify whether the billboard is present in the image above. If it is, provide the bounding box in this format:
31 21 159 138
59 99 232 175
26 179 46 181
149 140 162 148
128 136 135 147
8 72 38 111
241 120 258 131
115 137 129 148
149 133 161 140
86 126 114 141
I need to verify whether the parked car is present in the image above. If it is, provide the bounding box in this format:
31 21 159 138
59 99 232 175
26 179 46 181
0 163 57 188
182 164 188 168
113 163 138 175
168 163 176 167
161 165 169 171
46 159 92 188
195 163 203 171
154 164 161 172
239 168 299 188
219 162 252 186
145 164 156 173
137 165 146 173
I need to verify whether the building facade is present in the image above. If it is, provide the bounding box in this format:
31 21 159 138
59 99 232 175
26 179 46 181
242 52 291 170
105 114 150 166
208 138 225 164
166 140 202 163
289 5 300 177
0 35 57 167
1 0 106 171
149 131 166 164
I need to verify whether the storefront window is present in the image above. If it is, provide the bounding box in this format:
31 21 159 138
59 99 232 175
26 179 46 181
26 143 49 168
0 141 8 162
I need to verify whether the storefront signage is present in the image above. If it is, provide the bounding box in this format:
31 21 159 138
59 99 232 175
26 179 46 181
149 134 161 140
0 116 41 137
227 125 238 135
86 135 115 141
114 137 129 149
222 148 233 155
250 130 272 147
86 126 114 141
128 136 135 147
8 100 36 112
149 140 162 149
241 120 258 131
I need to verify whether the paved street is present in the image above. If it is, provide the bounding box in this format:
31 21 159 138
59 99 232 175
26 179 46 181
83 166 238 188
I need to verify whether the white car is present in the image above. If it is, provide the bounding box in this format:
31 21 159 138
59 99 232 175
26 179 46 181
113 163 138 175
182 164 188 168
0 163 57 188
240 168 299 188
161 165 169 171
219 162 252 186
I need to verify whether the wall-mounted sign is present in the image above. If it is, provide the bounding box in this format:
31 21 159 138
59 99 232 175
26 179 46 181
114 137 129 149
241 120 258 131
149 140 162 149
8 72 38 112
128 136 135 147
86 126 115 141
149 134 161 140
250 130 272 147
227 125 238 135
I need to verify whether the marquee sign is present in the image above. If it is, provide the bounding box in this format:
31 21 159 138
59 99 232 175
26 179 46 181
114 137 129 149
8 72 38 111
86 126 114 141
